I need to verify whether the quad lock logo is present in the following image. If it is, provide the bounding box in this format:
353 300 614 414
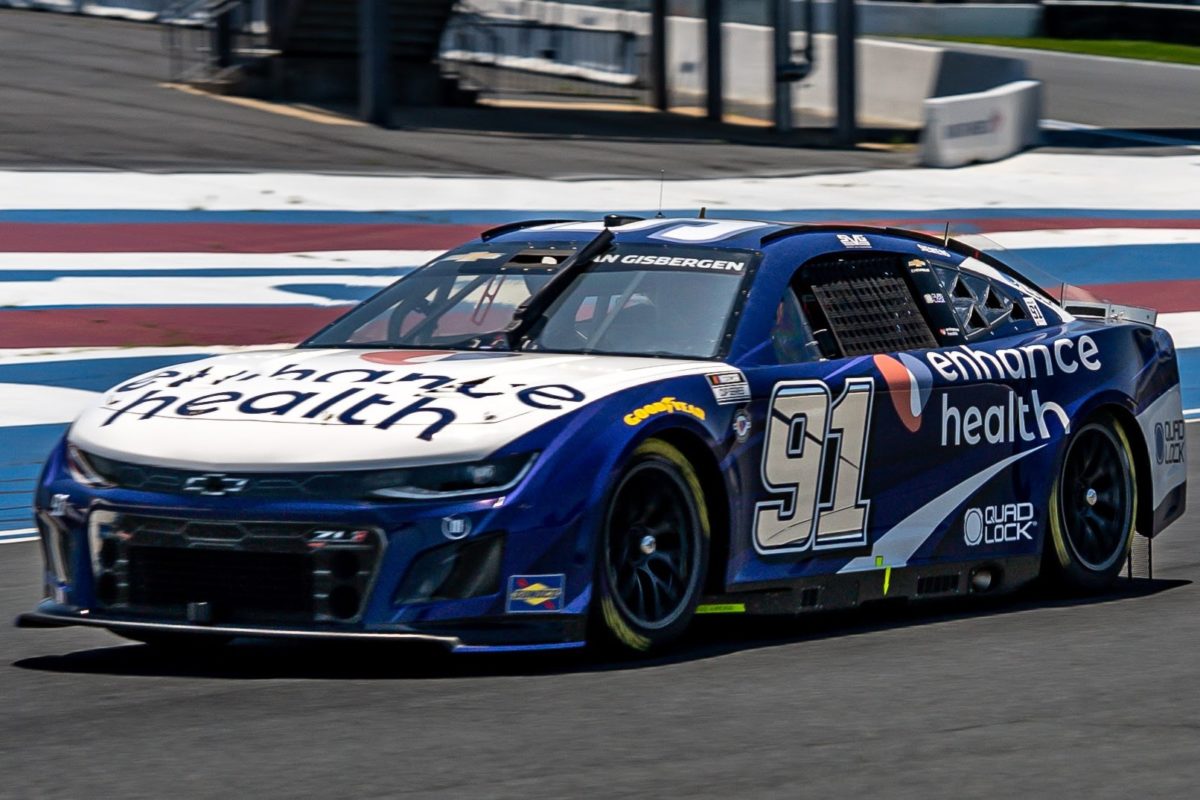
875 335 1101 446
964 503 1035 546
1156 420 1186 465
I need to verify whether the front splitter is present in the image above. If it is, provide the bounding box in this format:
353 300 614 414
15 609 587 653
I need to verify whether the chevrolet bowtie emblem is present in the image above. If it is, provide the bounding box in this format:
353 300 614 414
183 473 249 496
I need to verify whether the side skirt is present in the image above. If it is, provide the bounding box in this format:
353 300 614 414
697 556 1042 616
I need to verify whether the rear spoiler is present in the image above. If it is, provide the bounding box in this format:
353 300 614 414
1064 301 1157 326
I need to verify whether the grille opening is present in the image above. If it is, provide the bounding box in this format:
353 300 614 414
916 573 959 596
328 585 361 619
798 587 820 608
393 533 504 606
798 254 939 357
330 550 360 580
128 547 314 619
96 571 119 605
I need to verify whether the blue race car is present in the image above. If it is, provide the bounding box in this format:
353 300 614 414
18 217 1188 654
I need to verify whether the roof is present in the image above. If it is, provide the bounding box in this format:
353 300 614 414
477 216 1055 301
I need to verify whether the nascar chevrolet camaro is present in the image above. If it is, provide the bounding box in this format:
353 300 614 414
18 217 1188 653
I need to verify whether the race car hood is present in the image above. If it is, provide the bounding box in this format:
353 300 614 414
68 348 717 470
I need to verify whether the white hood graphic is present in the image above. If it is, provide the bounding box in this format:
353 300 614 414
69 348 717 470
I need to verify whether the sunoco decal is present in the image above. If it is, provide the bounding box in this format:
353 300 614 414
506 574 565 613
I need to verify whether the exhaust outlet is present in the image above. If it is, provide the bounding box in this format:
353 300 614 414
969 568 994 593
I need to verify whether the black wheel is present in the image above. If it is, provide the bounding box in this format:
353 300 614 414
593 439 709 654
1046 415 1138 591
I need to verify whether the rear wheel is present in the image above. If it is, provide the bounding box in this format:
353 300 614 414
593 439 709 654
1046 414 1137 591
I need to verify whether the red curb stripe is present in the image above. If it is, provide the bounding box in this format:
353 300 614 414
1086 280 1200 314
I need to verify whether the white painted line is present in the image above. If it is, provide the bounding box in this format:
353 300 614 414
0 383 99 427
984 229 1200 250
2 155 1199 211
0 345 247 365
0 274 395 307
0 529 37 544
1159 312 1200 350
0 251 438 270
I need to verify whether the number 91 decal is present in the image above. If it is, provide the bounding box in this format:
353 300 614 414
754 378 875 554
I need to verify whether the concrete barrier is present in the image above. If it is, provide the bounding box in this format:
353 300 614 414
921 80 1042 168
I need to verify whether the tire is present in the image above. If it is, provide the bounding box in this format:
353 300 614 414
1045 414 1138 592
593 439 709 654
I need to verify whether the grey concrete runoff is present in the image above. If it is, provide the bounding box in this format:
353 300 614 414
0 434 1196 798
0 9 911 178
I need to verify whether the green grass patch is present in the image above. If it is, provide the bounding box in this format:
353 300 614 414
909 37 1200 67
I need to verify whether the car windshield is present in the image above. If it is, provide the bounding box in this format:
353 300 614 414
303 243 758 359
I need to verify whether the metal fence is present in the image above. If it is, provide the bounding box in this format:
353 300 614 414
441 2 654 106
161 0 268 84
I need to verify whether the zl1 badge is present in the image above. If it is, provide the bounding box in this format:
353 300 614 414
506 574 566 613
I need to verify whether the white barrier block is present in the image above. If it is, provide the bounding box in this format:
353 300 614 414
921 80 1042 168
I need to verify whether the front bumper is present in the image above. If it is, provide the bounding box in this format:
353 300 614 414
26 439 599 652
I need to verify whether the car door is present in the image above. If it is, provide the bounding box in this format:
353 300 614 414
734 248 1008 583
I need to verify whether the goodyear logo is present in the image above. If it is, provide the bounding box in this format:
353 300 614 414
624 397 706 426
506 574 565 613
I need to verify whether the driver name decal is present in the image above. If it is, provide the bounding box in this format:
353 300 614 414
592 253 747 272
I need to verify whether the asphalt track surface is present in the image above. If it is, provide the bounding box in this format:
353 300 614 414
0 433 1194 798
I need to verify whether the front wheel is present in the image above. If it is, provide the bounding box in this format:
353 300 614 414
1046 414 1138 591
593 439 709 654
